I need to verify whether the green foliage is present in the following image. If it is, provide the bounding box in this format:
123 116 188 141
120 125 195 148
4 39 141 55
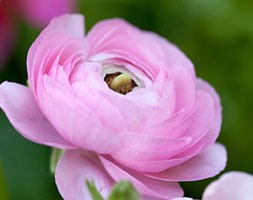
86 180 140 200
0 163 10 200
86 181 104 200
108 181 140 200
49 148 64 174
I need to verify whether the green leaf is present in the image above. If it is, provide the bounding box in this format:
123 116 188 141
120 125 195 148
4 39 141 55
49 148 64 174
86 180 104 200
108 181 140 200
0 162 10 200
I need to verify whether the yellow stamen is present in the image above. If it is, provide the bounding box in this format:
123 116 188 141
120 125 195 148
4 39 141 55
109 73 132 90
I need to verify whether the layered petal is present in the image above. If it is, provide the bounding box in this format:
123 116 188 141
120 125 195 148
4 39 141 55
87 18 195 79
111 133 191 171
100 155 183 200
55 150 114 200
27 14 85 91
202 171 253 200
195 78 222 150
145 143 227 181
39 75 121 153
0 82 74 149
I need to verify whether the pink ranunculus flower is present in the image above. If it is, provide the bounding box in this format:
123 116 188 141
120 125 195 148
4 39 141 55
0 14 227 200
202 171 253 200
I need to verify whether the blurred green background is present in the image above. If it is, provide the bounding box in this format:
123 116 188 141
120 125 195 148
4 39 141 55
1 0 253 199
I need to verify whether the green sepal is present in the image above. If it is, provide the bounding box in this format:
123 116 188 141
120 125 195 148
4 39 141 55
49 148 64 174
108 181 140 200
86 180 104 200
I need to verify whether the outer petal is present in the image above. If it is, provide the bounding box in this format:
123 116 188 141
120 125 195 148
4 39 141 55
100 155 183 200
0 82 74 149
125 90 216 173
16 0 76 28
202 171 253 200
55 150 114 200
27 14 85 91
196 78 222 150
111 133 191 170
145 143 227 181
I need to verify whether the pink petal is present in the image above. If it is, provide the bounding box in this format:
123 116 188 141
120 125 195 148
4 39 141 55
16 0 76 28
179 90 215 143
111 133 191 172
31 33 86 94
202 171 253 200
0 82 74 149
39 75 121 153
171 66 195 113
124 142 204 174
101 78 175 132
128 89 217 173
145 143 227 181
71 81 128 132
100 155 183 200
55 150 114 200
27 14 85 91
195 78 222 150
87 18 195 79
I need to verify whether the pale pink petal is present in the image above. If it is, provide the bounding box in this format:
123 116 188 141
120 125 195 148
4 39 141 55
31 33 86 95
178 90 215 143
0 82 74 149
145 67 198 138
127 90 216 173
16 0 76 28
145 143 227 181
111 133 191 171
103 74 220 173
100 78 174 132
55 150 114 200
100 155 183 200
142 196 165 200
125 142 205 174
39 75 121 153
202 171 253 200
87 18 195 79
27 14 85 90
171 66 195 113
71 81 128 132
196 78 222 150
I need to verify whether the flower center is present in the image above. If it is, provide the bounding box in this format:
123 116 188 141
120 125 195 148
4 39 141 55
104 72 137 95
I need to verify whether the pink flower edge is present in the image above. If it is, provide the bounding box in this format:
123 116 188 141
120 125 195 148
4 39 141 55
202 171 253 200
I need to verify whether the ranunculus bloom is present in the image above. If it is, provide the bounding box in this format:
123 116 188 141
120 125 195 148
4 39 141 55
0 14 227 199
202 171 253 200
0 0 75 68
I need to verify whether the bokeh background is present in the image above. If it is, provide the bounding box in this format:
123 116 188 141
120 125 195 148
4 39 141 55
1 0 253 199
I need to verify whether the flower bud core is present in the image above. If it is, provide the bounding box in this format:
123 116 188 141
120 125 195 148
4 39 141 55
104 72 137 94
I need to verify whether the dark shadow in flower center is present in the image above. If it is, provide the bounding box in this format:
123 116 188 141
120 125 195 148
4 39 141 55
104 72 137 95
